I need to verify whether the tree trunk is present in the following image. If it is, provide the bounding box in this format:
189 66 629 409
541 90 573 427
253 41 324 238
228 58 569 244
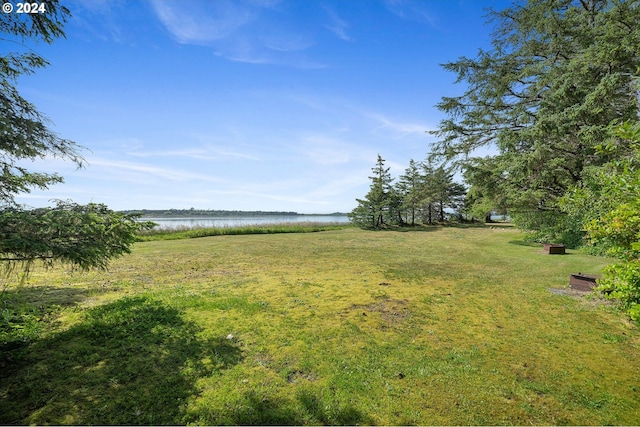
397 211 405 226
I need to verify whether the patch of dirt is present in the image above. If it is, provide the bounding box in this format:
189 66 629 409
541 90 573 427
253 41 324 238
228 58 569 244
549 287 591 297
350 298 411 323
548 287 614 307
286 370 317 383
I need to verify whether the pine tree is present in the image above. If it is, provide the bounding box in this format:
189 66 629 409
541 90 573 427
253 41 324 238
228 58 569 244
349 155 396 229
0 3 151 274
420 162 466 223
432 0 640 242
396 159 423 226
351 156 469 228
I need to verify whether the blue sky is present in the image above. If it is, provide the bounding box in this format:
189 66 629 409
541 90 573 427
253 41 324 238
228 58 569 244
14 0 510 213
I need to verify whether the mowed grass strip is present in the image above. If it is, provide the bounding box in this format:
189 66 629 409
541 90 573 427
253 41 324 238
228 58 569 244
1 226 639 425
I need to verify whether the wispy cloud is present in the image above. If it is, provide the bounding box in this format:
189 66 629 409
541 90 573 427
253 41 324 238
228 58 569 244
323 6 352 41
207 188 331 206
67 0 161 45
149 0 256 44
125 146 261 161
148 0 323 67
382 0 438 27
307 169 371 198
90 159 224 184
65 0 124 42
367 112 432 139
299 135 352 166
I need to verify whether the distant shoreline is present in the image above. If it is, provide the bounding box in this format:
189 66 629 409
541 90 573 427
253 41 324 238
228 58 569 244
120 209 349 218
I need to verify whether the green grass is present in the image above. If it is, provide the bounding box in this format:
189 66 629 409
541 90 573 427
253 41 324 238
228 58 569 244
137 221 354 241
1 226 639 425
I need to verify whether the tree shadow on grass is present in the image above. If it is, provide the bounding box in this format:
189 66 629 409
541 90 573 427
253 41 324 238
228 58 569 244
0 285 93 355
1 283 92 308
386 223 494 233
193 389 375 425
394 225 443 233
372 224 442 233
0 295 243 425
296 389 374 426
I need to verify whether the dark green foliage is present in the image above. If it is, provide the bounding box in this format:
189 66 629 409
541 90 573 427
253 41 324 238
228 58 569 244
0 200 154 272
563 120 640 321
421 161 467 224
1 2 149 275
433 0 640 242
0 1 69 42
562 120 640 257
1 1 81 206
396 159 422 225
351 155 467 229
349 155 397 228
462 156 509 222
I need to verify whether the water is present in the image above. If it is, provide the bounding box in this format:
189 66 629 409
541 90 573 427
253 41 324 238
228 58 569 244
141 215 350 230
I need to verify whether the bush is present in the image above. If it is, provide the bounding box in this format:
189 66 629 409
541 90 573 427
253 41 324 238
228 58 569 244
596 261 640 322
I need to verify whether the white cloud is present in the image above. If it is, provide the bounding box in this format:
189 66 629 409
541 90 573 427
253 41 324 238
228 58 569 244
263 32 313 52
149 0 256 44
382 0 438 26
323 6 352 42
367 112 432 139
308 170 370 198
90 159 224 184
125 146 261 161
148 0 322 67
299 135 352 166
203 185 331 207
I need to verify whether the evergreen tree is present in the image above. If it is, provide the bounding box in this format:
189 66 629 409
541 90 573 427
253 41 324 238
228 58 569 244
462 156 510 222
1 2 150 274
1 3 79 203
422 162 466 223
351 156 468 228
396 159 423 226
418 160 437 225
432 0 640 243
349 155 396 229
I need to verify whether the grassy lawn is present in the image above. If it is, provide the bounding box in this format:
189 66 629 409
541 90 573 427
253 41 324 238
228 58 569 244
1 225 639 425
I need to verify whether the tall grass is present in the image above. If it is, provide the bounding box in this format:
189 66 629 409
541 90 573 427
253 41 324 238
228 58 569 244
137 221 354 241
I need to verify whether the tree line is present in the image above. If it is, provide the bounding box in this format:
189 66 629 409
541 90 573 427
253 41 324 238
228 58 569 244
349 155 467 229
